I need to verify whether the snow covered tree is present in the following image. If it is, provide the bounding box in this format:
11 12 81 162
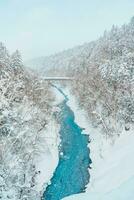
11 50 23 74
0 42 10 70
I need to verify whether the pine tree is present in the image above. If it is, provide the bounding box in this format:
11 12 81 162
11 50 23 73
0 42 10 67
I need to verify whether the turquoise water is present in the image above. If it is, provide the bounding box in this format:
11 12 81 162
43 87 91 200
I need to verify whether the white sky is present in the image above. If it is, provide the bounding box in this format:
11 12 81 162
0 0 134 60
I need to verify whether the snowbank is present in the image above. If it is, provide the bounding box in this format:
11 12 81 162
63 87 134 200
34 85 65 194
35 119 60 193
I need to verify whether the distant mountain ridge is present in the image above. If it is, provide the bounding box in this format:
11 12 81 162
26 42 95 73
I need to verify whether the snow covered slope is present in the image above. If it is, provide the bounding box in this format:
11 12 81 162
63 87 134 200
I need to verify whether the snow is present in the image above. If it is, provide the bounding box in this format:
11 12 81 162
63 87 134 200
35 119 60 193
52 84 65 105
34 84 64 194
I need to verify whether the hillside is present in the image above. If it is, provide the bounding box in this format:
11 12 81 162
0 43 59 200
70 17 134 136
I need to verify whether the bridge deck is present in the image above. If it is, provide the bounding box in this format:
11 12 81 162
43 77 74 80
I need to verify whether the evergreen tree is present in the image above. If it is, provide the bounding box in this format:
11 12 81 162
0 42 10 67
11 50 23 73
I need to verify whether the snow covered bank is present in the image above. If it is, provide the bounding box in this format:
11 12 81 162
63 87 134 200
34 85 65 194
35 119 60 193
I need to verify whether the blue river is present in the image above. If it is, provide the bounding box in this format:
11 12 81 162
43 86 92 200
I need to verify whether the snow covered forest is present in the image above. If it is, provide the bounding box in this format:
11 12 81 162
0 43 57 199
29 17 134 138
70 17 134 136
0 14 134 200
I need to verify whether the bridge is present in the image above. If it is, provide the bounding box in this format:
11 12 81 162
43 77 74 81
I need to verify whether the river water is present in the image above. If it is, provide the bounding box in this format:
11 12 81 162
43 86 91 200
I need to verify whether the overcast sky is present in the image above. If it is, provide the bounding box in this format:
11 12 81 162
0 0 134 60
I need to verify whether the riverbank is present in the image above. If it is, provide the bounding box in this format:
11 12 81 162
35 118 60 193
63 86 134 200
33 86 62 195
